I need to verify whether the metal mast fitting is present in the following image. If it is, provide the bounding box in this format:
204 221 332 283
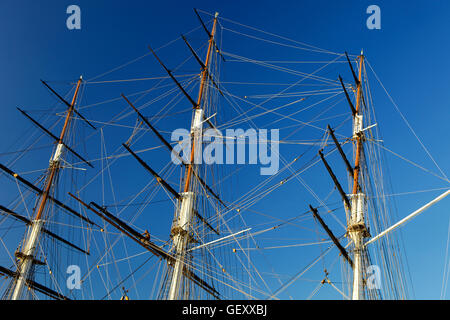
167 12 219 300
10 77 83 300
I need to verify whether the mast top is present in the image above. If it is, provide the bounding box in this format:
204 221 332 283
214 12 219 18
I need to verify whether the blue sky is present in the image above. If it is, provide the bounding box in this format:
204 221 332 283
0 0 449 300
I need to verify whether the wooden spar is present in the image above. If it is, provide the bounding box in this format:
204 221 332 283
89 202 172 259
0 205 89 255
122 99 226 232
68 193 219 297
318 150 351 209
122 143 181 199
34 77 82 220
92 203 220 298
181 34 207 68
41 80 96 130
181 35 224 96
122 91 228 209
352 54 364 195
183 267 220 299
0 205 30 224
327 125 354 177
183 13 218 193
345 52 360 86
0 265 70 300
17 107 93 168
194 209 219 235
148 46 199 109
194 8 212 38
123 142 226 231
338 75 356 116
0 163 96 226
69 193 169 259
194 8 225 62
121 94 183 163
309 205 353 268
148 44 221 131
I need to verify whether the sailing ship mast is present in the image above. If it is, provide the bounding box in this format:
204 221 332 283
167 11 219 300
8 77 84 300
65 10 223 300
0 9 447 300
314 50 371 300
347 51 370 300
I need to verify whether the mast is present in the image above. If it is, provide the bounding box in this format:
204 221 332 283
347 52 370 300
167 12 219 300
10 77 83 300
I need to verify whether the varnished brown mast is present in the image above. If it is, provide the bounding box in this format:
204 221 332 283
183 15 218 193
351 54 364 195
347 52 369 300
35 77 82 220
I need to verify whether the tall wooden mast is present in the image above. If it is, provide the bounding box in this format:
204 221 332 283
347 52 370 300
167 12 219 300
352 53 364 195
10 77 83 300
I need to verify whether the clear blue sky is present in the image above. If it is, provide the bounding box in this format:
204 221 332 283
0 0 449 300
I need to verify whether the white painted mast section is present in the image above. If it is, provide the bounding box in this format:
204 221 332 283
347 101 366 300
167 190 196 300
11 144 65 300
11 222 44 299
168 109 203 300
347 192 368 300
365 189 450 247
